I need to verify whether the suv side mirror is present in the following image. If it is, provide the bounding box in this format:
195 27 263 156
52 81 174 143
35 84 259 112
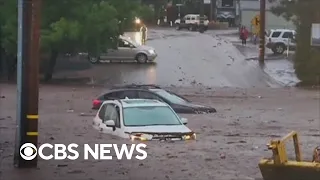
105 120 116 131
181 118 188 125
105 120 115 127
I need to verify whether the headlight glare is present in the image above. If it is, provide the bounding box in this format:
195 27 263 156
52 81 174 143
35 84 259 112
148 49 155 54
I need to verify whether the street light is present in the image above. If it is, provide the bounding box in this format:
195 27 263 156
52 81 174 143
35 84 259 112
135 17 141 24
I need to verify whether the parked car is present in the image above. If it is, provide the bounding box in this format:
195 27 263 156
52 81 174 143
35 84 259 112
174 14 209 31
88 35 157 64
93 99 196 141
92 84 217 114
266 29 296 54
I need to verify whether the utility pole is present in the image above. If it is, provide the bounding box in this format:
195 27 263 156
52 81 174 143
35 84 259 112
14 0 41 168
0 19 2 78
259 0 266 66
199 0 204 18
199 0 205 32
210 0 216 21
210 0 213 21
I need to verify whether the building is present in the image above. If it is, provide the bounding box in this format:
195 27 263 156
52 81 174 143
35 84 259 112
140 0 241 26
170 0 241 26
216 0 240 27
165 0 215 22
240 0 295 33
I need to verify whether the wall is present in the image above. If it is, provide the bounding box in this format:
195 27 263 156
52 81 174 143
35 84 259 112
240 10 295 32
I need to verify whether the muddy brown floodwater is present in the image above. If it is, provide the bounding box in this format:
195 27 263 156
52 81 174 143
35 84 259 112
1 84 319 180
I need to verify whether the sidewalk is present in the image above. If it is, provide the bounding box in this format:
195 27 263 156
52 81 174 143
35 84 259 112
219 34 300 87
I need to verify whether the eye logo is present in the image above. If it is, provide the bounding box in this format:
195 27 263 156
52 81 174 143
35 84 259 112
20 143 37 160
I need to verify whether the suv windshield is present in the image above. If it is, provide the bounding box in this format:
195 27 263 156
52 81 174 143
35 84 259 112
123 106 182 126
151 89 188 104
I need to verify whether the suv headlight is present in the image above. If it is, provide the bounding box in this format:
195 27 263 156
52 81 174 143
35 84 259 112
183 133 196 140
130 134 152 141
130 135 148 141
148 49 155 54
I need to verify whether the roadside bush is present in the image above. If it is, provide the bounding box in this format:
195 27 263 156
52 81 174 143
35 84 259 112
292 10 320 86
294 47 320 86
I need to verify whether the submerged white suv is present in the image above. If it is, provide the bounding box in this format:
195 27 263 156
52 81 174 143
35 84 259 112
93 99 196 141
266 29 296 54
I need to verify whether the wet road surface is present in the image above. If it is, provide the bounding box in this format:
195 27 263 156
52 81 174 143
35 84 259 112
220 33 300 86
1 85 319 180
58 29 281 88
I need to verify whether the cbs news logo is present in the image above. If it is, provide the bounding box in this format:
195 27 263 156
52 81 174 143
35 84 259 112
20 143 38 160
20 142 148 160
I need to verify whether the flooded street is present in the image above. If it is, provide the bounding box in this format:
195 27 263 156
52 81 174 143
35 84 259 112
2 29 316 180
59 29 282 88
1 85 319 180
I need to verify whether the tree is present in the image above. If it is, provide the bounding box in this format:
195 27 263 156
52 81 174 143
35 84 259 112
0 0 17 79
135 5 155 24
0 0 145 81
271 0 320 85
41 0 120 80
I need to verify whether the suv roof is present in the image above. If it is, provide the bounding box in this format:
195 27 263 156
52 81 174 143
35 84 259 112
111 84 161 90
96 85 163 100
268 29 296 39
103 99 168 108
269 29 296 35
270 29 295 32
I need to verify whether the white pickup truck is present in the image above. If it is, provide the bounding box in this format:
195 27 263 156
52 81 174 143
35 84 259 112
174 14 209 31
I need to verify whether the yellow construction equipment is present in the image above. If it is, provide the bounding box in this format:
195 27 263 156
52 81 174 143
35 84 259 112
259 131 320 180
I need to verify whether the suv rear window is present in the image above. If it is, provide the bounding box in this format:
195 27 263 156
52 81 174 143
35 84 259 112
282 32 293 39
271 31 281 37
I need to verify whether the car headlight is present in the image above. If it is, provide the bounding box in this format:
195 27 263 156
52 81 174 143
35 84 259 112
148 49 155 54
